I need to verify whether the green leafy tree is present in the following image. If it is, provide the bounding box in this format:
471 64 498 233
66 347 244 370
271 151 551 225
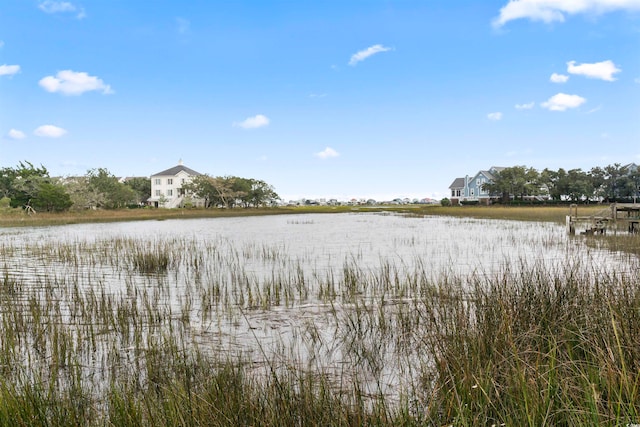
565 169 593 201
247 179 279 207
183 175 279 208
182 175 219 208
602 163 626 201
31 182 73 212
123 177 151 205
86 168 136 209
482 166 540 202
0 161 72 212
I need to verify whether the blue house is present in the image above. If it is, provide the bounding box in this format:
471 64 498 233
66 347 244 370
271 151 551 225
448 166 505 205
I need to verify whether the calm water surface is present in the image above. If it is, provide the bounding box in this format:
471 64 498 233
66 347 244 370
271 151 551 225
1 212 636 398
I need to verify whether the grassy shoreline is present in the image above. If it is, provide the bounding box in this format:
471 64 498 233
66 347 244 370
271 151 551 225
2 204 637 425
0 203 606 228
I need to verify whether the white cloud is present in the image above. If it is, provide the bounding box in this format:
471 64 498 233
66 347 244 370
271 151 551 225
635 77 640 84
0 64 20 76
567 60 621 81
38 1 85 19
233 114 270 129
550 73 569 83
7 129 26 140
487 112 503 121
515 101 535 110
315 147 340 159
34 125 67 138
349 44 392 66
493 0 640 27
39 70 113 95
541 93 586 111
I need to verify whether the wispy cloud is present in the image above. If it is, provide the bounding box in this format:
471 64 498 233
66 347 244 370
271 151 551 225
550 73 569 83
315 147 340 159
0 64 20 76
176 17 190 34
541 93 586 111
233 114 270 129
493 0 640 28
567 60 620 81
309 93 327 98
39 70 113 95
38 1 85 19
34 125 67 138
515 102 535 110
349 44 392 66
487 112 503 121
7 129 26 140
0 40 4 48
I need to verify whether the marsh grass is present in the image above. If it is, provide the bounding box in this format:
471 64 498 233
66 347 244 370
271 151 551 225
0 216 639 425
584 232 640 257
0 203 604 228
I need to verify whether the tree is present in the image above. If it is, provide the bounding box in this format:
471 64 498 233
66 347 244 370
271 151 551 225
0 161 72 212
182 175 279 208
602 163 625 201
247 179 279 207
31 182 73 212
182 175 219 208
565 169 592 201
482 166 540 202
123 177 151 205
86 168 136 209
540 168 567 201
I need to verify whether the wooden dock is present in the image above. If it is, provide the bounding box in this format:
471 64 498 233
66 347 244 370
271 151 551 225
566 203 640 235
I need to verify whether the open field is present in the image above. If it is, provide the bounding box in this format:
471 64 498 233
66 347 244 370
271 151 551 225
0 203 607 228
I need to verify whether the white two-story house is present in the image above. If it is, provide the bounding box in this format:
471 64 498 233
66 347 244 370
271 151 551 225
148 161 203 208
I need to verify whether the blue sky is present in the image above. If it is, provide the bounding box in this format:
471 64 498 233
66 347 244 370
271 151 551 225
1 0 639 201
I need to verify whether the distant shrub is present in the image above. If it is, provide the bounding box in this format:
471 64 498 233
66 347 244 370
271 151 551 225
440 198 451 207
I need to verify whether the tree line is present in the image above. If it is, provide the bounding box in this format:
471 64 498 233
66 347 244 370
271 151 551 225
181 175 279 208
482 163 640 203
0 161 279 213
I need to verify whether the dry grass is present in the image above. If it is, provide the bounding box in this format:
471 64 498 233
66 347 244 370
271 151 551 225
0 203 606 228
417 204 606 224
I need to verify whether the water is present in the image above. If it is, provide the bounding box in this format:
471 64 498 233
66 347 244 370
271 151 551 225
0 212 637 400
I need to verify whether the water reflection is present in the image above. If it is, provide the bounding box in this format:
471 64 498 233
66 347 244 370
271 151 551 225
0 212 637 400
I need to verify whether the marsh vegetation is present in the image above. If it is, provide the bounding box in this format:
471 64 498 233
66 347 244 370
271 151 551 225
0 213 638 425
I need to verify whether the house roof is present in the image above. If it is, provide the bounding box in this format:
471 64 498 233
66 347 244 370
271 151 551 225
449 177 465 189
151 164 202 177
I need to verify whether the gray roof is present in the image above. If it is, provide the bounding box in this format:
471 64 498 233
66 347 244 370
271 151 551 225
449 177 465 189
151 164 202 177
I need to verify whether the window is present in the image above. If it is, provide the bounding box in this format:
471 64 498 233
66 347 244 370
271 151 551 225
470 188 475 196
181 178 185 184
155 190 161 196
167 178 173 185
154 178 161 185
456 189 461 197
167 189 173 196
